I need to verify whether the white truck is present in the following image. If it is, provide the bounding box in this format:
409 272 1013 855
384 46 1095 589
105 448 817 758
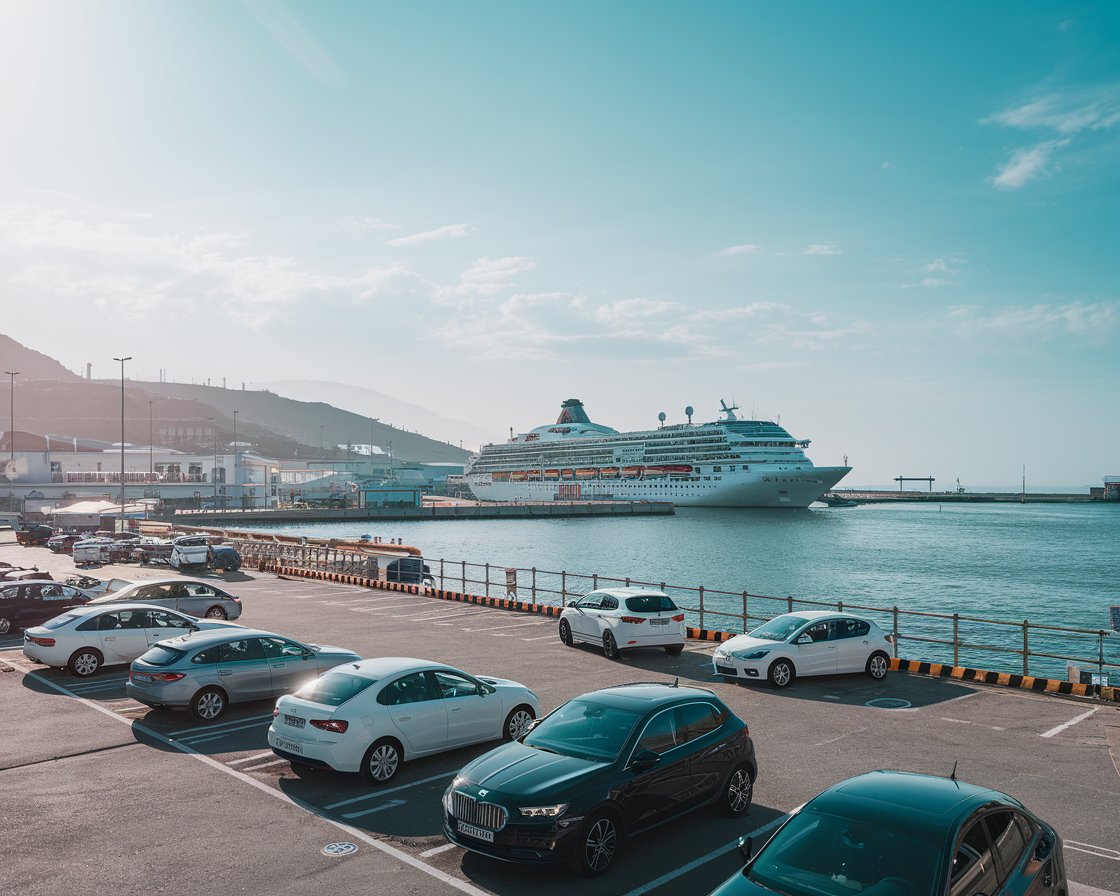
168 535 212 572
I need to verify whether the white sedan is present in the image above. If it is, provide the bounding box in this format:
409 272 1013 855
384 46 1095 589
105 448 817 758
712 610 893 688
558 587 686 658
22 603 236 677
268 657 540 785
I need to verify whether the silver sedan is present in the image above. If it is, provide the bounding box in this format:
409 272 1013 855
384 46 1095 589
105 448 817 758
126 627 361 721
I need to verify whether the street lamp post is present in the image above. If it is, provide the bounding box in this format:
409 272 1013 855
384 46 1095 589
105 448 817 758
112 356 131 532
232 410 239 507
208 416 217 505
148 400 154 482
4 371 19 506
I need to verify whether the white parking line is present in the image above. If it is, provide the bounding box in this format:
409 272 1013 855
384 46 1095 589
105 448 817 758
620 814 788 896
463 620 545 633
181 720 273 745
419 842 458 858
342 798 407 819
1066 840 1120 861
228 751 275 766
521 634 559 641
323 771 456 809
241 758 289 772
68 679 129 692
169 713 276 737
19 668 492 896
1040 707 1099 738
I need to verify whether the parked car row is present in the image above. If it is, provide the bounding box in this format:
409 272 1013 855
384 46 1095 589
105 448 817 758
14 524 242 573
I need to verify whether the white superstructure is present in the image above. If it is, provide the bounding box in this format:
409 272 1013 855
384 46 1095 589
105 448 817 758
466 399 850 508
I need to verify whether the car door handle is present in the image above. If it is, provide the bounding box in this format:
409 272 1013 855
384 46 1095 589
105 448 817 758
273 662 286 668
218 670 232 676
103 636 116 641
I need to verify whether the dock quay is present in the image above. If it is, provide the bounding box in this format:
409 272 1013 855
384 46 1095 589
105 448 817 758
826 489 1099 504
161 499 675 524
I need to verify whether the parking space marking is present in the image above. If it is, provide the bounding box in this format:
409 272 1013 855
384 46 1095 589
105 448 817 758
19 665 493 896
464 620 546 633
68 679 129 692
620 813 788 896
342 798 407 819
1066 841 1120 861
814 727 867 747
418 842 458 858
1040 707 1099 739
242 758 289 772
169 713 275 737
522 634 559 641
228 751 275 766
323 771 456 809
180 720 274 745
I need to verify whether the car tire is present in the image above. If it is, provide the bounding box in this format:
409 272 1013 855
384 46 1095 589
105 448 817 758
204 606 228 620
559 618 573 646
867 651 890 680
603 630 620 660
664 644 684 657
190 686 227 722
720 764 754 817
68 647 103 677
503 705 536 741
361 738 402 785
570 810 622 878
767 658 795 689
0 616 12 635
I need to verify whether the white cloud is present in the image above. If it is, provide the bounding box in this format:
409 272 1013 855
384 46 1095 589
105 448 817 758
385 224 471 247
337 216 401 232
594 298 681 323
801 243 842 256
718 244 763 256
990 139 1069 190
944 300 1119 340
919 278 961 289
242 0 347 88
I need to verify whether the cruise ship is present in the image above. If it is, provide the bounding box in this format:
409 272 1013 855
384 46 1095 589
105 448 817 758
465 399 851 508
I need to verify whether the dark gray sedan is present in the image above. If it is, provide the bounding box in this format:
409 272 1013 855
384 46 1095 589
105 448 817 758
126 628 361 721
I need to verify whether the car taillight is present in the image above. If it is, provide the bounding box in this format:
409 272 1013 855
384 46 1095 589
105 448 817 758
273 707 280 717
671 614 685 622
310 719 348 734
231 596 241 602
619 616 645 624
27 635 55 646
132 671 185 682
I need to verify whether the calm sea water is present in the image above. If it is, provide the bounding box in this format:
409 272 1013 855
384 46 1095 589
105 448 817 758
252 503 1120 678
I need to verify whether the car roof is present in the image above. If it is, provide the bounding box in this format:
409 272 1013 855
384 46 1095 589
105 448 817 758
319 656 450 679
577 682 718 710
48 602 198 619
586 587 668 598
156 627 279 648
807 771 1015 838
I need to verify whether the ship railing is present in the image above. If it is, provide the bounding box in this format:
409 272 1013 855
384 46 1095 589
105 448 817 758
428 559 1119 686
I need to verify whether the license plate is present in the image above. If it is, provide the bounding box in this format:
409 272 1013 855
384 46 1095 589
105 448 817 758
456 821 494 843
284 714 306 729
650 618 669 625
273 737 303 755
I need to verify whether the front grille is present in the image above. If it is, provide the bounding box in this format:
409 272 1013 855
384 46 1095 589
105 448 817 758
716 665 737 676
451 791 508 831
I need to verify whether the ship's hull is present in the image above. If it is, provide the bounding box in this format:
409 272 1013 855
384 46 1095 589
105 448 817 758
466 466 850 509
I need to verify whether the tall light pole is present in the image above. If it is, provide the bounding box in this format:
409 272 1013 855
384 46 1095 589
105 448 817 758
232 410 239 507
369 417 375 476
148 400 154 482
208 416 217 505
319 425 324 466
4 371 19 505
113 356 131 531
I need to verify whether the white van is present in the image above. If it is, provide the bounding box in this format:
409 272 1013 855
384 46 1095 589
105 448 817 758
72 538 115 567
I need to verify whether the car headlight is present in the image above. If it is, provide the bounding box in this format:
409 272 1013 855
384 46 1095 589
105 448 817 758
518 804 569 818
444 778 465 813
732 649 770 660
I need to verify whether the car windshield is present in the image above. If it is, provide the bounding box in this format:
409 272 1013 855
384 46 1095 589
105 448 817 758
523 699 641 762
137 645 186 667
624 594 678 613
295 672 377 706
748 615 811 642
746 807 940 896
43 613 82 630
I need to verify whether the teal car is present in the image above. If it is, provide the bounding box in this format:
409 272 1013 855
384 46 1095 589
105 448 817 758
708 770 1065 896
443 682 757 877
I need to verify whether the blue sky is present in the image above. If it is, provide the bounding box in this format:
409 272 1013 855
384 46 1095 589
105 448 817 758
1 1 1117 486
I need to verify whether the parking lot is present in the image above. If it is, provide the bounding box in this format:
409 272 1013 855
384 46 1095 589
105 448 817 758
2 533 1119 896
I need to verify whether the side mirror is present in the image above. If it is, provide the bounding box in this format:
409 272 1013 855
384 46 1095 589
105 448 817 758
738 835 754 861
476 684 487 697
796 635 813 645
188 624 199 632
631 748 661 771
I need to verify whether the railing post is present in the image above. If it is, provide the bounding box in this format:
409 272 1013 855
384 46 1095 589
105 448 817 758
742 592 748 632
787 595 793 613
461 560 466 595
485 563 490 598
892 606 899 658
1023 620 1029 675
952 614 959 667
625 577 630 587
531 568 537 603
1100 631 1107 688
440 559 445 590
592 574 598 589
561 571 567 607
699 586 705 630
838 600 843 613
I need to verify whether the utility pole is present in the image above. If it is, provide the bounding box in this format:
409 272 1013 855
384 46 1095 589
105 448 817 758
113 357 132 531
4 370 18 505
233 410 239 507
208 417 217 505
148 400 154 482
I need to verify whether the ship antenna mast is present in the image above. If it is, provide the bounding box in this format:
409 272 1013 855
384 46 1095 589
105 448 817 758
719 399 739 422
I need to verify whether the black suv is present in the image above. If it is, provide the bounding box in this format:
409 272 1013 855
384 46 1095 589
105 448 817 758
0 581 92 635
444 682 757 876
385 557 434 586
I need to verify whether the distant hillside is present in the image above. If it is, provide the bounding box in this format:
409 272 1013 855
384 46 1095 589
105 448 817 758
0 335 82 382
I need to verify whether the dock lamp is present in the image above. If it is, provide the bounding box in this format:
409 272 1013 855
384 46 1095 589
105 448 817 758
113 356 131 532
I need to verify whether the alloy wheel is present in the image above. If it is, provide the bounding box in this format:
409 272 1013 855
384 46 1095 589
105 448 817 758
368 744 399 782
584 817 617 872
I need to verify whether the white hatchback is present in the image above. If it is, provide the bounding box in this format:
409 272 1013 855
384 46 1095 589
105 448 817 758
22 603 235 677
558 587 686 659
712 610 893 688
268 657 540 785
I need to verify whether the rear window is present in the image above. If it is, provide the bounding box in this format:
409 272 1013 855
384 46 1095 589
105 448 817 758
625 594 677 613
295 672 377 706
43 613 82 630
138 645 186 667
